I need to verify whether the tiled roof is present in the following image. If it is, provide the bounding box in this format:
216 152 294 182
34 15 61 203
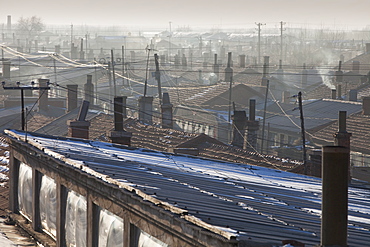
88 114 303 172
313 113 370 155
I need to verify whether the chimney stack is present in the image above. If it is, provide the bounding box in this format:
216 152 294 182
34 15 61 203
138 96 153 124
366 43 370 54
239 54 246 68
38 79 49 112
276 59 284 82
334 111 352 150
231 111 247 149
84 75 94 105
161 92 173 129
2 60 11 81
362 96 370 115
67 100 90 139
245 99 259 150
349 90 357 102
67 84 78 112
331 89 337 100
321 146 349 247
213 54 219 80
109 96 132 146
337 84 342 99
224 52 233 82
7 15 11 31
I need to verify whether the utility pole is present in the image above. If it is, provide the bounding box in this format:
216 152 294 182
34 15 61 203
168 21 172 64
255 22 265 65
298 91 307 174
110 49 117 96
2 81 50 131
154 53 162 104
144 46 151 97
280 21 286 62
122 45 125 86
53 57 58 97
261 79 269 154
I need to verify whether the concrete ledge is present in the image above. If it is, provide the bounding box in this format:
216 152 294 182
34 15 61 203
8 212 56 247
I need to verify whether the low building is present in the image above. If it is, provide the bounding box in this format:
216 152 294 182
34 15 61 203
5 129 370 246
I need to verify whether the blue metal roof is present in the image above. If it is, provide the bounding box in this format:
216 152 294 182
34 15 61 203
5 130 370 246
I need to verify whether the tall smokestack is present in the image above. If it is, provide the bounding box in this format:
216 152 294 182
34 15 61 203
213 54 219 80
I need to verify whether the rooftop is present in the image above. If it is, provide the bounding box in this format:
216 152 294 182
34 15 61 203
5 129 370 246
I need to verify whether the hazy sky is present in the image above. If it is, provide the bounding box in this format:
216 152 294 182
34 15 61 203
3 0 370 29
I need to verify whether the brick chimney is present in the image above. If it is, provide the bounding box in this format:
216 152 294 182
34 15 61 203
224 52 233 82
67 100 90 139
362 96 370 115
109 96 132 146
38 78 49 112
352 61 360 74
84 75 94 105
231 110 247 148
138 96 153 124
66 84 78 112
161 92 173 129
245 99 259 150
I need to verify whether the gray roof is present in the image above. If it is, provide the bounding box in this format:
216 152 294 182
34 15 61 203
263 99 362 135
6 130 370 247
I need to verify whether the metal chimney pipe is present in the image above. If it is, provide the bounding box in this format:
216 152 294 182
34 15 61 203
249 99 256 121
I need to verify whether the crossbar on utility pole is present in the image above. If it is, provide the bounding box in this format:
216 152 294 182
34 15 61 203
2 82 50 131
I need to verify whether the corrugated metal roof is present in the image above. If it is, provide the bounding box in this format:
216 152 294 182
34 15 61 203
6 130 370 246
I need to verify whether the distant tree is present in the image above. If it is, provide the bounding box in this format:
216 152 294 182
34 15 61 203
16 16 45 39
